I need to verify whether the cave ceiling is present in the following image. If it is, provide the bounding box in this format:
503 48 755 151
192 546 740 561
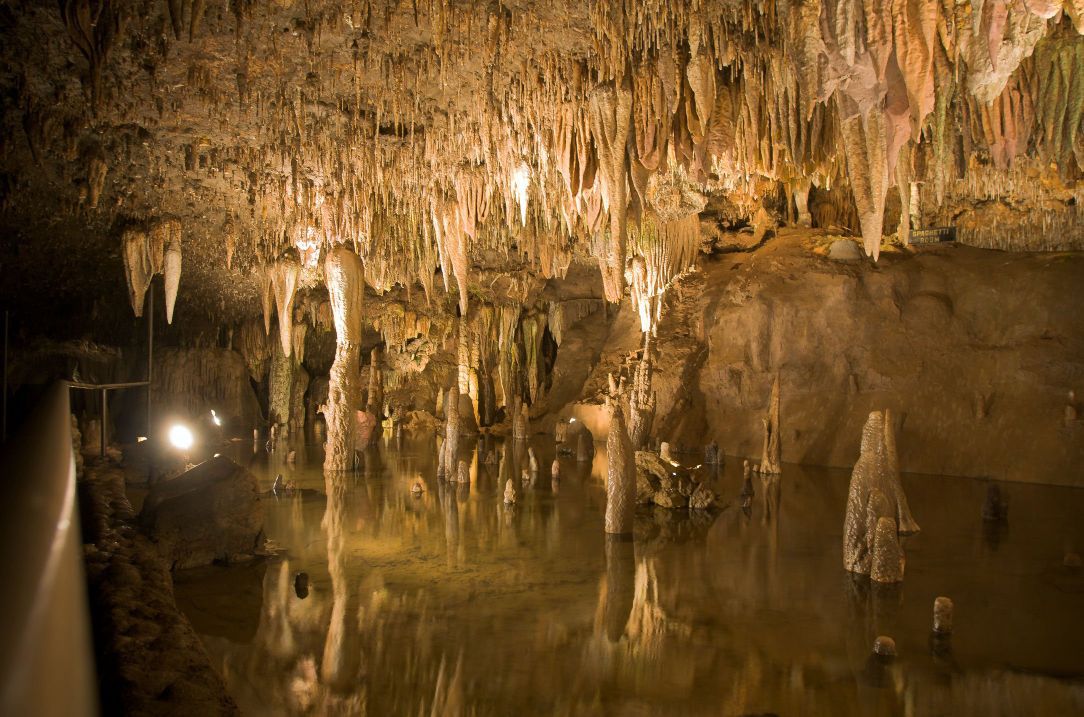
0 0 1082 339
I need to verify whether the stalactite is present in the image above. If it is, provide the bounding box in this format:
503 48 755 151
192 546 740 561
323 245 365 475
162 221 182 325
588 78 633 303
839 103 889 261
270 251 301 358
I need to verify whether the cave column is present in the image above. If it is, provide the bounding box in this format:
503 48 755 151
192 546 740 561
323 246 365 475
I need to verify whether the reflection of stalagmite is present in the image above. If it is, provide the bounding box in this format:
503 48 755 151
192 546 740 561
605 397 636 535
321 478 357 689
843 411 920 576
760 375 782 474
602 536 635 642
323 246 364 474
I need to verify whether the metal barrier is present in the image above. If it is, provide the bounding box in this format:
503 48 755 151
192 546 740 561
0 382 98 717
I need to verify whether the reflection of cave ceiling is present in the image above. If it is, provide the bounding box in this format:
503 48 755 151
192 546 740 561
0 1 1082 335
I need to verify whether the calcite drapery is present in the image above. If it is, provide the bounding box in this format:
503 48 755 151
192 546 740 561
843 410 920 576
323 245 364 474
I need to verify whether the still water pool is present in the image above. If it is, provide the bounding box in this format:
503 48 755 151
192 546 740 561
175 435 1084 716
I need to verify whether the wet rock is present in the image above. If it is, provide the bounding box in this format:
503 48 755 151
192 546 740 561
503 479 517 505
139 456 265 570
551 458 560 478
634 450 717 510
457 459 470 484
704 441 721 465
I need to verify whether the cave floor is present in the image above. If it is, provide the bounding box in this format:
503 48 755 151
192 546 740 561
173 437 1084 716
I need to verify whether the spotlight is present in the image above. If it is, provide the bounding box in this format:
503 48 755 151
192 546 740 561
569 417 576 423
169 424 194 450
211 409 222 427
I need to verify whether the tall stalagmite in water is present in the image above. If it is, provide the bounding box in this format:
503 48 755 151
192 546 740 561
605 393 636 536
323 246 364 474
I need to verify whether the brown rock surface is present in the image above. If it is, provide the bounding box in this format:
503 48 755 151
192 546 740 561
139 456 265 570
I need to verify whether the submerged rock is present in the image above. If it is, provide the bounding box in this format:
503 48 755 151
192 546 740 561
634 450 718 511
139 456 265 570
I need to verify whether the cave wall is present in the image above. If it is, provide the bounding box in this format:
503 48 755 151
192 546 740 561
580 234 1084 486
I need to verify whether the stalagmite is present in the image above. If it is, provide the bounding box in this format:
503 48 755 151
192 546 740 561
605 396 636 536
270 252 301 358
843 411 920 576
628 334 656 449
933 596 954 634
444 386 460 475
870 516 905 583
366 347 383 419
760 375 781 475
323 246 364 474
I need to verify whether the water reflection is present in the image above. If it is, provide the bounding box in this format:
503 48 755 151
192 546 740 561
175 437 1084 716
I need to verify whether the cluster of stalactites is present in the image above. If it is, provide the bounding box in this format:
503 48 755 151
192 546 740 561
85 0 1084 330
260 250 301 359
121 218 182 324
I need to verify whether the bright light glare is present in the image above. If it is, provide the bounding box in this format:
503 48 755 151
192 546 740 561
211 409 222 426
136 436 147 443
169 424 194 450
569 417 576 423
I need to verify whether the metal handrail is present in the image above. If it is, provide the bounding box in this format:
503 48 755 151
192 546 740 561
0 382 98 716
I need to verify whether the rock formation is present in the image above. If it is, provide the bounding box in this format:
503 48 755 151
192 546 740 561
760 375 782 475
139 456 264 570
605 397 636 535
843 410 920 576
323 246 365 474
